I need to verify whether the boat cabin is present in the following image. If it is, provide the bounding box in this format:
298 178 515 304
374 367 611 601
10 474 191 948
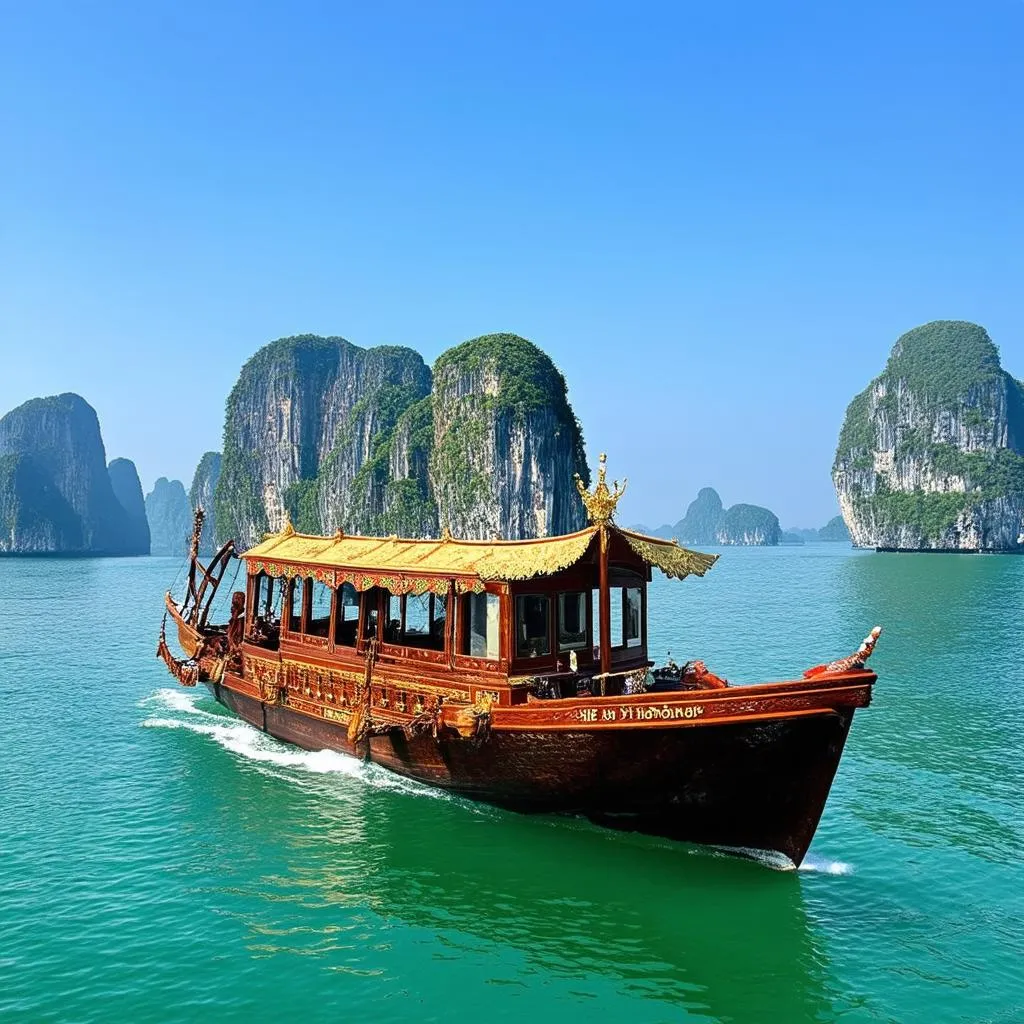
241 516 715 704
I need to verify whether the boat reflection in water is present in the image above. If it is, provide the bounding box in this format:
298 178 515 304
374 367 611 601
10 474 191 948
158 456 880 867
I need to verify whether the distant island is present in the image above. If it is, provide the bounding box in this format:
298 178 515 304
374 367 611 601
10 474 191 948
833 320 1024 551
779 517 852 545
0 394 149 556
634 487 779 546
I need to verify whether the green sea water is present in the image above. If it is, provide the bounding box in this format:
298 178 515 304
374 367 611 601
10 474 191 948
2 546 1022 1023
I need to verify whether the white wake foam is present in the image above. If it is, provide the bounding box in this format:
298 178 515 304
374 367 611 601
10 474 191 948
798 854 854 876
145 687 208 715
710 846 853 874
140 690 449 801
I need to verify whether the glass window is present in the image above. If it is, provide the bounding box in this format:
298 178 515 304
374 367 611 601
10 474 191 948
309 580 332 637
404 593 431 638
609 587 623 647
382 591 447 650
624 587 642 648
558 592 587 651
516 594 551 658
334 582 359 646
289 577 304 632
464 592 500 660
385 593 403 643
362 589 380 640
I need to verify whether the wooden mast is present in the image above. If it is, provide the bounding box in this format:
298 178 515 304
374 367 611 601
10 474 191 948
574 453 626 683
598 522 611 676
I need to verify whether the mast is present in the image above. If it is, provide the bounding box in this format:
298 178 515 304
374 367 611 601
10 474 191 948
598 522 611 676
574 453 626 680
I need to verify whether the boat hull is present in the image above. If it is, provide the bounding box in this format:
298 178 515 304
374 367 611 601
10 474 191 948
206 676 861 866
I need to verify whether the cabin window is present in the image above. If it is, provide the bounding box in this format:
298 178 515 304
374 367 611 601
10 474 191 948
516 594 551 658
309 580 332 637
463 591 500 660
334 582 359 647
362 588 381 640
253 573 278 620
288 578 303 631
384 591 446 651
624 587 642 648
609 588 624 647
557 591 587 651
592 587 624 649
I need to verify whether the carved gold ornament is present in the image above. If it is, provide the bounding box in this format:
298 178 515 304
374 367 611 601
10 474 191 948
575 453 626 523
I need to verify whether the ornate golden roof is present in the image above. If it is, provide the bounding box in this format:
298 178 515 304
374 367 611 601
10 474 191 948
243 527 599 583
617 529 718 580
242 522 716 585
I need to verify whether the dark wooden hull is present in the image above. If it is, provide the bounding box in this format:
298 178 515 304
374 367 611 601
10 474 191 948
206 675 862 866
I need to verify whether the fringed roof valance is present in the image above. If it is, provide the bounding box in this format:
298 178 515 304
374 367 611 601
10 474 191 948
242 522 715 587
618 529 719 580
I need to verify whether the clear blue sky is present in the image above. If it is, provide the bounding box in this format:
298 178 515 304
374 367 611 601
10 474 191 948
2 1 1022 529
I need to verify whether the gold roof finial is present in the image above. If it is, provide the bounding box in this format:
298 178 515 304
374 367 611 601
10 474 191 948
574 453 627 523
279 509 295 538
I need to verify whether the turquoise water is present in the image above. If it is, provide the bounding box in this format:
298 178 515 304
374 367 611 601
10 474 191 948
2 546 1022 1023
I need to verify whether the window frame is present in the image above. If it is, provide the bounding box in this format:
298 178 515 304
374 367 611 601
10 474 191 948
557 590 588 652
515 592 553 660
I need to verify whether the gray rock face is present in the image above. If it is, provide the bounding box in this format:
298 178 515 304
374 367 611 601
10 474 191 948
215 336 432 548
0 393 144 554
833 321 1024 550
214 332 589 547
107 458 150 555
189 452 222 555
146 478 193 556
0 454 82 552
430 334 589 540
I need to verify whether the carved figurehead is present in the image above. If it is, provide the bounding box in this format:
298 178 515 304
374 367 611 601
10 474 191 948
574 453 627 524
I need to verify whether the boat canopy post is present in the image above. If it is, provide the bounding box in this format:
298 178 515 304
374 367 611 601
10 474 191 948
574 452 627 682
598 523 611 677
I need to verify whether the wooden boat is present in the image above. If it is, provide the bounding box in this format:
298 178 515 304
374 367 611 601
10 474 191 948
158 456 880 867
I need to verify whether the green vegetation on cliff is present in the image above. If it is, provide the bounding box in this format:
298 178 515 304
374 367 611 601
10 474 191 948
433 333 579 418
882 321 1003 407
430 333 589 538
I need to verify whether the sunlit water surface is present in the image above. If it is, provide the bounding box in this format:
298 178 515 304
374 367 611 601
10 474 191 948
2 547 1022 1022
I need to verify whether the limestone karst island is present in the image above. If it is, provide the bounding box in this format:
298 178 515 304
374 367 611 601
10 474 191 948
2 320 1022 556
833 320 1024 552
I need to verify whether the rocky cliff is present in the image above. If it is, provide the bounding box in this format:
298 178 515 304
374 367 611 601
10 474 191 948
189 452 222 555
146 478 192 556
215 336 432 548
0 393 145 555
430 334 588 539
214 332 588 546
833 321 1024 550
107 458 150 555
0 454 83 552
